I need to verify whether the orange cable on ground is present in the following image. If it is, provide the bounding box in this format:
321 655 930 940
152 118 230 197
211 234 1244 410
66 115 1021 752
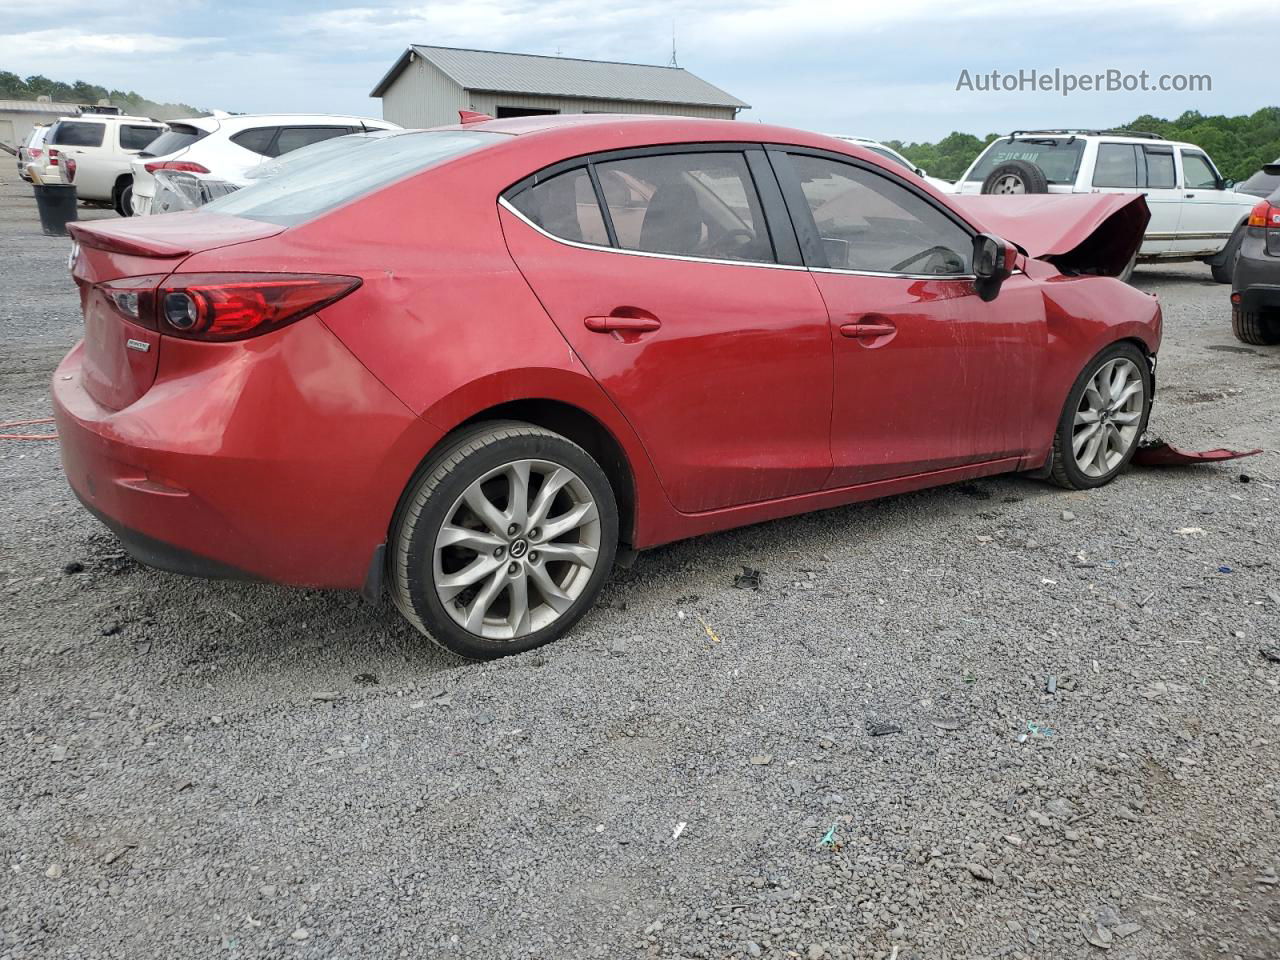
1 417 57 440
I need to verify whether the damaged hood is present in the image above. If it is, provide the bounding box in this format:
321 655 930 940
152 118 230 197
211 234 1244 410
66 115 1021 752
949 193 1150 278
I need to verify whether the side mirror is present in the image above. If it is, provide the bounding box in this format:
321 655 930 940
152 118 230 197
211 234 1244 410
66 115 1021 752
973 233 1016 301
1223 178 1235 190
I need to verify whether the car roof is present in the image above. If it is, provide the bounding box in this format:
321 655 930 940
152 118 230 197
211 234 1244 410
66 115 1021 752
54 114 162 124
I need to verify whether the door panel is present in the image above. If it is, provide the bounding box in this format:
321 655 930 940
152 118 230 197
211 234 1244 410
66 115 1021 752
500 205 833 513
1091 142 1177 256
1173 149 1239 255
816 272 1044 486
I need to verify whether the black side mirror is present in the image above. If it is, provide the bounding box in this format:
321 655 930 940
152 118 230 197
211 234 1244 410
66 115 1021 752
973 233 1016 301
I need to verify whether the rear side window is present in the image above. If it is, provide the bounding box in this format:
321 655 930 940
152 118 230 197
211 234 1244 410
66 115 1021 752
1093 143 1139 188
204 131 501 225
1143 147 1176 188
49 121 105 147
230 127 279 156
141 124 208 158
509 168 609 245
120 125 162 151
592 152 772 263
274 126 352 156
966 138 1084 185
789 153 971 274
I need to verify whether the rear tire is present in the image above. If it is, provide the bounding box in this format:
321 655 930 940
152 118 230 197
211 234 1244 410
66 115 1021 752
1232 307 1280 345
113 180 133 217
389 421 618 660
1049 342 1152 490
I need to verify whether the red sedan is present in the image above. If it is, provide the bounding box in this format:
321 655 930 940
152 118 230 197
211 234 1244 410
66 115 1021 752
54 115 1161 659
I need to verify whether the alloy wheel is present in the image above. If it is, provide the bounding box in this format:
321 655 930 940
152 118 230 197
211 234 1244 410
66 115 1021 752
991 174 1026 194
432 458 600 640
1071 357 1145 477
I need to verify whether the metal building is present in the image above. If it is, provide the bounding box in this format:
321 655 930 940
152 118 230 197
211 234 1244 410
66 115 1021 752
371 45 749 128
0 98 80 152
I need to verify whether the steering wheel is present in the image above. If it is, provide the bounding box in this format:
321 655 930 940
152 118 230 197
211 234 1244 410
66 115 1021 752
889 245 962 274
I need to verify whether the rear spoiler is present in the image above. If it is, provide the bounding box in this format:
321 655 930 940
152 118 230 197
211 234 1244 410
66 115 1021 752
68 221 191 258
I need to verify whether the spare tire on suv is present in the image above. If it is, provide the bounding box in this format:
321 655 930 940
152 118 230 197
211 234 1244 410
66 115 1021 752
981 159 1049 195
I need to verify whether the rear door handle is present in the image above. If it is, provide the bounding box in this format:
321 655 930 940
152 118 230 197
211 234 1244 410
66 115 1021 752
839 321 896 339
584 315 662 333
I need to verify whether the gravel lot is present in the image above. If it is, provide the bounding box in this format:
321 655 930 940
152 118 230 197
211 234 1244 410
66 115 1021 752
3 174 1279 960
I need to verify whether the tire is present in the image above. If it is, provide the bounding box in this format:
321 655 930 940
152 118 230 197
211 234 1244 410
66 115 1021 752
1232 307 1280 345
389 420 618 660
981 160 1049 195
113 180 133 217
1210 223 1245 284
1049 342 1152 490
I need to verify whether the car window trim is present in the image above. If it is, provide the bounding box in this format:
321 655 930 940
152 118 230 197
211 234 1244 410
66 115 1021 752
504 143 798 269
767 145 979 278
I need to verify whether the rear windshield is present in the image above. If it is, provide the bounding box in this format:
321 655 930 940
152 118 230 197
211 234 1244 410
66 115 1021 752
204 130 502 225
141 124 209 158
48 121 105 148
965 137 1085 184
864 145 916 173
1237 166 1280 199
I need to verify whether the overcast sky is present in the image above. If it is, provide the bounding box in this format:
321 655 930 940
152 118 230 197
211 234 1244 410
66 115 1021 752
1 0 1272 142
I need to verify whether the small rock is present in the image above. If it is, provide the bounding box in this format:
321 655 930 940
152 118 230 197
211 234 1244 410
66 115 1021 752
1113 922 1141 938
45 864 63 879
259 884 277 898
607 637 629 657
63 561 85 575
966 863 994 882
1116 807 1142 823
749 754 773 766
353 673 378 686
866 720 902 737
49 744 68 763
311 691 341 702
1259 645 1280 664
1061 510 1076 522
100 623 122 637
1082 919 1113 949
931 718 962 731
807 945 826 960
291 928 309 941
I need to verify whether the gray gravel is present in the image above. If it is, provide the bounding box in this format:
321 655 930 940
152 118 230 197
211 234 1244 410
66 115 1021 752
3 175 1280 960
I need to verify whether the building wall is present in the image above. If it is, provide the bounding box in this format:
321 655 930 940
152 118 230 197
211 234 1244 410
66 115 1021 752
378 59 738 128
0 110 67 150
380 57 467 128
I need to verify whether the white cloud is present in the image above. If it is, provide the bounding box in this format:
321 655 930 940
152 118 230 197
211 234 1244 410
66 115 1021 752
0 29 215 59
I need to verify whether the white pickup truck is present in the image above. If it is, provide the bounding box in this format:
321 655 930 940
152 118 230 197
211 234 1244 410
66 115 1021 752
37 113 166 216
953 130 1258 281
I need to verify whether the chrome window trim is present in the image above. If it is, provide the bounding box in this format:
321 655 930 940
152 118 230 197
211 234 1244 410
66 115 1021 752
499 196 977 280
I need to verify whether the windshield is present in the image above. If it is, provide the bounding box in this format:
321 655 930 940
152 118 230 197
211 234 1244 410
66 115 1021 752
965 137 1085 184
204 130 503 225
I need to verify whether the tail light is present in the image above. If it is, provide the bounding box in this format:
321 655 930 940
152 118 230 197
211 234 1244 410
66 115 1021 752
96 273 361 341
48 148 59 166
1248 199 1280 229
64 158 77 183
29 147 43 159
143 160 210 175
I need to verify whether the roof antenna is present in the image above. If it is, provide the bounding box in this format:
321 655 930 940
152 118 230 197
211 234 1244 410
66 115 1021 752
668 22 678 67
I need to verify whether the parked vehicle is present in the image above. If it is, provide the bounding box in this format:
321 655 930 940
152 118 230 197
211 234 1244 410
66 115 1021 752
1230 180 1280 345
55 116 1160 660
954 130 1258 282
828 135 952 191
130 114 399 215
1234 160 1280 199
38 114 166 215
17 124 50 181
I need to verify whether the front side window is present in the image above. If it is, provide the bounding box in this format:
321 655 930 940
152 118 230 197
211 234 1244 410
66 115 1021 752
120 125 162 151
509 168 609 246
789 154 971 274
1181 151 1218 189
1093 143 1139 188
1143 147 1176 189
592 152 772 263
49 121 105 148
965 138 1084 185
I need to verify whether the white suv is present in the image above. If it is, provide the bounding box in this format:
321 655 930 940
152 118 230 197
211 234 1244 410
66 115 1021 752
131 113 399 215
38 113 166 215
829 135 953 192
954 130 1258 281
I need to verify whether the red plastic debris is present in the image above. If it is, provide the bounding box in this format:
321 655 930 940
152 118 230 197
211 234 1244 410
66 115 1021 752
1132 442 1262 467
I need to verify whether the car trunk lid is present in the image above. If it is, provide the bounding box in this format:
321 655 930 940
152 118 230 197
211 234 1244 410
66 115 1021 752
950 193 1150 278
67 214 285 410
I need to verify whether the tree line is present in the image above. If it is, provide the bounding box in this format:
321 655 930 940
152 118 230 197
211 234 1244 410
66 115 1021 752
0 72 207 122
887 108 1280 183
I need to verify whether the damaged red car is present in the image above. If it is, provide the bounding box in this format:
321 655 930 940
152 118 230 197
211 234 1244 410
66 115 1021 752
53 115 1161 659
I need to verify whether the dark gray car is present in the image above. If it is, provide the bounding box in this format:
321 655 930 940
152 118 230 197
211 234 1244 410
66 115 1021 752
1231 170 1280 344
1235 160 1280 199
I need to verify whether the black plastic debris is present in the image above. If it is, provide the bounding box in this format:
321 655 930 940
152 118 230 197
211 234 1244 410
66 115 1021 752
732 566 763 591
866 720 902 737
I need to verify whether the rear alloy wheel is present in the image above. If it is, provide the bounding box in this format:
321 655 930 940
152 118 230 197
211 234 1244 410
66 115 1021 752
1232 307 1280 345
390 422 618 659
1050 343 1152 489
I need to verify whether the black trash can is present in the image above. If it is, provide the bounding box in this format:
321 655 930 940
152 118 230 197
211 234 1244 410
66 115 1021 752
33 183 79 236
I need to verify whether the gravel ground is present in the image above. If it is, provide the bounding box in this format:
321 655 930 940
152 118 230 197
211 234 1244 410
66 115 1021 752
2 174 1279 960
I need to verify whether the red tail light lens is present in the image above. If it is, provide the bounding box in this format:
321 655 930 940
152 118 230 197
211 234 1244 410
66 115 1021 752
65 158 77 182
48 148 59 166
1248 199 1280 229
94 274 360 340
143 160 211 175
29 147 43 159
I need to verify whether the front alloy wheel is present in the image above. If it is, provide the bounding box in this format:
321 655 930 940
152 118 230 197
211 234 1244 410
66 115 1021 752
391 422 618 659
1050 343 1152 489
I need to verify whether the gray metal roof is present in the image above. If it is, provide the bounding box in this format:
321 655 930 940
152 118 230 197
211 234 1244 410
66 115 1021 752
0 99 81 115
371 45 748 109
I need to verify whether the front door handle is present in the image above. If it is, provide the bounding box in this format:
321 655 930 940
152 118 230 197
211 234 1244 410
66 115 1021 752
839 321 896 339
584 315 662 333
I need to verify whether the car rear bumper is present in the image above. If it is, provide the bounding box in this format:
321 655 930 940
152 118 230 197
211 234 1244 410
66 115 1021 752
52 321 444 590
1232 229 1280 312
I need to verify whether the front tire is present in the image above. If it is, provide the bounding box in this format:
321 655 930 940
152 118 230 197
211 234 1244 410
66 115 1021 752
113 180 133 217
390 421 618 660
1049 342 1152 490
1232 307 1280 345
